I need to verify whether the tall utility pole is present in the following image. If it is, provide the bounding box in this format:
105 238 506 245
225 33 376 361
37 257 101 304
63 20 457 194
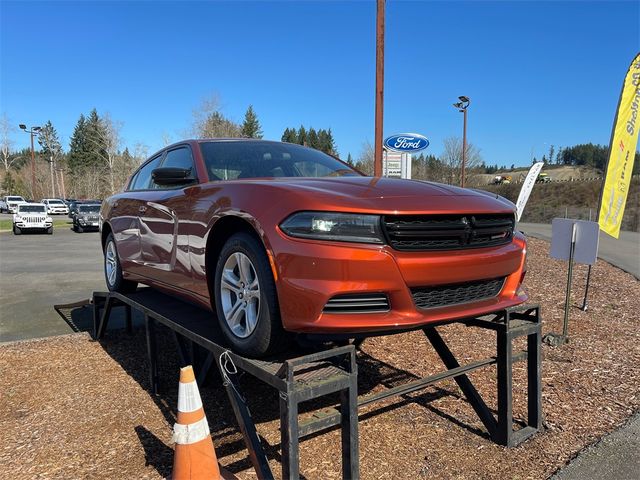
452 96 470 187
374 0 385 177
19 124 41 199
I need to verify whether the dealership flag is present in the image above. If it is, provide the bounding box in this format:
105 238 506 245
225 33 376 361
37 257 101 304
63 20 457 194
598 53 640 238
515 161 544 221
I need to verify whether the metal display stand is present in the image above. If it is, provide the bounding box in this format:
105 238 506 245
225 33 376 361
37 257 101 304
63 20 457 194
88 289 542 479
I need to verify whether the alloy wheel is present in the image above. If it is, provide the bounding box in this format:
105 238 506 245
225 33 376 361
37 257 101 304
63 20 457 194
105 241 118 288
219 252 261 338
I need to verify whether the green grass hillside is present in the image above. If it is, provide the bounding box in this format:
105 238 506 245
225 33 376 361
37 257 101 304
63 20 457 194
479 178 639 232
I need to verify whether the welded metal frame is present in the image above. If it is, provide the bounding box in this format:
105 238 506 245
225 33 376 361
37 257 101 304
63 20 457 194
90 289 541 479
92 290 358 480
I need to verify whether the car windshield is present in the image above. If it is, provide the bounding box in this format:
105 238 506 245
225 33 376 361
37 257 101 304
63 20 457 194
78 205 100 213
48 200 64 205
199 141 361 181
8 197 24 202
18 205 45 213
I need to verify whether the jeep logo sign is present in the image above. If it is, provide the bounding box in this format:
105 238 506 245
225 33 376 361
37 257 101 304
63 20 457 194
384 133 429 153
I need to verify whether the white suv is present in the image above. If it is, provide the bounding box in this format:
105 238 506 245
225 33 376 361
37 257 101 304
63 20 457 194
0 195 27 213
13 203 53 235
41 198 69 215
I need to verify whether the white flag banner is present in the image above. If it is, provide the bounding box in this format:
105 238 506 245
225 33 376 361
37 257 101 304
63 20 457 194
515 162 544 221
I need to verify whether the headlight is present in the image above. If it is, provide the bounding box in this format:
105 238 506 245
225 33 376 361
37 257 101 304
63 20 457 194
15 216 22 222
280 212 384 244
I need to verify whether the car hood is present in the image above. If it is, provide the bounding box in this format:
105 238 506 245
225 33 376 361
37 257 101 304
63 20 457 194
226 177 515 214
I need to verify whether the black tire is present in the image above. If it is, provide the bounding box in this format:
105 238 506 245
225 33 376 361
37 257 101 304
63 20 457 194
13 225 21 235
77 224 84 233
213 232 289 357
47 227 53 235
104 233 137 293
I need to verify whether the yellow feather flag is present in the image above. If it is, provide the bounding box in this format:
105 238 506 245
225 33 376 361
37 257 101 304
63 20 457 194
598 53 640 238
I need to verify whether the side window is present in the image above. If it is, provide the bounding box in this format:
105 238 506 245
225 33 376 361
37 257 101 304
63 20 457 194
130 155 162 191
161 147 196 178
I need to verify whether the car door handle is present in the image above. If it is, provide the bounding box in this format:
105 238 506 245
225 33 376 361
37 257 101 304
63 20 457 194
139 206 147 213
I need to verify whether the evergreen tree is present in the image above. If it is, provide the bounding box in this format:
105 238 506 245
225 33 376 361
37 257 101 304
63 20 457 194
241 105 263 138
307 127 319 149
68 114 88 174
346 153 354 166
297 126 307 146
85 108 108 168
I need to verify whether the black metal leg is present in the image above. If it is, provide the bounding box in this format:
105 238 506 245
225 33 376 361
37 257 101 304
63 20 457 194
92 298 101 340
219 362 273 480
125 305 132 334
196 351 215 386
144 315 159 395
340 382 359 480
496 329 514 446
280 392 300 480
424 327 498 438
96 297 113 340
527 329 542 429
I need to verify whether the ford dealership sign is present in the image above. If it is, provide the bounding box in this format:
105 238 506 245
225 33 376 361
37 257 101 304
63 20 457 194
384 133 429 153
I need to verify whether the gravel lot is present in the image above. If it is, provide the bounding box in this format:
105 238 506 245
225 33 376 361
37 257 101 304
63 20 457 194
0 237 638 479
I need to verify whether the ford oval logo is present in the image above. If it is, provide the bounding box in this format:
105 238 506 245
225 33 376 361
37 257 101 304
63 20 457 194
384 133 429 153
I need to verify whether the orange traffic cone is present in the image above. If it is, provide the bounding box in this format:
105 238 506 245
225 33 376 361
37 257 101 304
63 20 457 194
171 365 221 480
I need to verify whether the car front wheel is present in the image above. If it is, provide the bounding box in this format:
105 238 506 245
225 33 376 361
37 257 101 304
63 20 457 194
104 233 137 293
13 225 21 235
214 232 289 357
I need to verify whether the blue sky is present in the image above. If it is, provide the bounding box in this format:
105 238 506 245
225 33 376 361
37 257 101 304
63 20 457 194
1 0 638 167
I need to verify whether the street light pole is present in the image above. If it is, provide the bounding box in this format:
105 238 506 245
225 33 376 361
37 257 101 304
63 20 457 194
19 124 41 199
452 96 470 187
374 0 385 177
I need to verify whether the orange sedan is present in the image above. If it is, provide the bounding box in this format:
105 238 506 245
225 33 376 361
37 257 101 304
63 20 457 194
101 140 527 357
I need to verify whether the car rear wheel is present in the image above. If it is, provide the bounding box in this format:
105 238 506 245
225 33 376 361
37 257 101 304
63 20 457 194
214 232 289 357
104 233 138 293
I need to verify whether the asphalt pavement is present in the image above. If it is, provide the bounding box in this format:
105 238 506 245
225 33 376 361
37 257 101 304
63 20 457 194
0 223 107 342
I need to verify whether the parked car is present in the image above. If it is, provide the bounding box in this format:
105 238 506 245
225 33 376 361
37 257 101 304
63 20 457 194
101 139 528 357
0 195 27 213
41 198 69 215
13 203 53 235
69 199 101 218
73 204 101 232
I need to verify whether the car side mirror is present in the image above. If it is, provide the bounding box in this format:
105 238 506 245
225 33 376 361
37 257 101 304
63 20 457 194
152 167 197 186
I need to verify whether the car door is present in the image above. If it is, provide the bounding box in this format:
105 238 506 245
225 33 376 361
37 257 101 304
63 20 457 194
138 145 197 292
110 154 163 275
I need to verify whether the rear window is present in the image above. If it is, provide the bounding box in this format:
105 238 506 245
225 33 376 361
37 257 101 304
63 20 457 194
199 141 359 181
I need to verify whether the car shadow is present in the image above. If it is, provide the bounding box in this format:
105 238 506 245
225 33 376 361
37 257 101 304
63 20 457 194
56 298 495 477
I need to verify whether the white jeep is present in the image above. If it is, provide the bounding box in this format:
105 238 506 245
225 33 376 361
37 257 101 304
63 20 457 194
13 203 53 235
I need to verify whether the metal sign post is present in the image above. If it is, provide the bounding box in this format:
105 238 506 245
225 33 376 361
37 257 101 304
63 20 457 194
545 219 599 346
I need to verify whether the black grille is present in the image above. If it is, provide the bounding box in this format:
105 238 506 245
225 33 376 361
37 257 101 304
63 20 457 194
323 293 390 314
383 214 514 251
411 277 505 309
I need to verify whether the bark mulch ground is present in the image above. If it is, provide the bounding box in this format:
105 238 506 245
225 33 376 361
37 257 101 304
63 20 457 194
1 238 638 479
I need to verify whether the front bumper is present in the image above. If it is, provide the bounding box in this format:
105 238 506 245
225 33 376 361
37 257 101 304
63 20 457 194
273 231 528 333
15 222 52 230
